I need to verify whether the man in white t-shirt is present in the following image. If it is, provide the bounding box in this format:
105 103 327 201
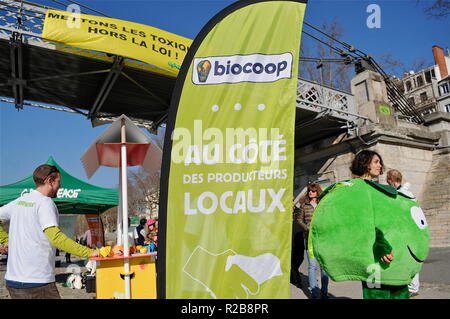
0 164 98 299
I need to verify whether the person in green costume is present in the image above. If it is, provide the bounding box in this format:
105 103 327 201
309 150 429 299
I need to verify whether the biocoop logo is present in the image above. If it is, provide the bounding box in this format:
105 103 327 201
192 53 293 85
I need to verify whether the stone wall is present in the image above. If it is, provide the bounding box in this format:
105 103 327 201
421 151 450 247
294 132 355 197
375 143 434 204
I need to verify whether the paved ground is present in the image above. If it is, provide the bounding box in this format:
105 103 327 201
1 247 449 299
0 256 96 299
291 247 450 299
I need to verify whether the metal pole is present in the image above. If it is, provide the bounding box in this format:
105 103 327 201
120 118 131 299
117 173 123 246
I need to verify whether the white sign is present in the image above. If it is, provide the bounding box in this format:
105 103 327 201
193 53 293 85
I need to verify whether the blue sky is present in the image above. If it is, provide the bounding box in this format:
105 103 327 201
0 0 449 188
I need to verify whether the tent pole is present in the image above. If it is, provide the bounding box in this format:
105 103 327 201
121 118 131 299
117 173 123 246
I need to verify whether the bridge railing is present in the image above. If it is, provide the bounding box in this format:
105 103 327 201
297 78 362 123
0 0 49 45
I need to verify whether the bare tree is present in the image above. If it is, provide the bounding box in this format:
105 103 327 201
74 167 160 240
422 0 450 18
375 53 406 77
100 206 118 233
128 168 160 219
299 45 317 82
375 53 432 78
75 214 88 239
299 18 352 92
412 58 432 73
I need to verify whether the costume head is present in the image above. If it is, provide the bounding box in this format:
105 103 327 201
309 178 429 285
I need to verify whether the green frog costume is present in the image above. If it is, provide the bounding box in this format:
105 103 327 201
308 178 429 299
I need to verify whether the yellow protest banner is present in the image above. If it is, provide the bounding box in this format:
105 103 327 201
42 9 192 77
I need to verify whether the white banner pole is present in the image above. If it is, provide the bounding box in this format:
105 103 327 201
121 118 131 299
117 172 123 246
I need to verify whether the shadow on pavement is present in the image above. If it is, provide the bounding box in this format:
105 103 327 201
55 273 70 284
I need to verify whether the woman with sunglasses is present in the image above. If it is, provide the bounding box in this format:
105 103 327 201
298 183 329 299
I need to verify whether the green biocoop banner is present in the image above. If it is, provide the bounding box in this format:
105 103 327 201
158 0 307 299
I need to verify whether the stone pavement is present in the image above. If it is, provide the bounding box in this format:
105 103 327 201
0 255 95 299
291 247 450 299
1 247 449 299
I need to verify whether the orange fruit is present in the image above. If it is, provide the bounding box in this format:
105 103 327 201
112 245 123 256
